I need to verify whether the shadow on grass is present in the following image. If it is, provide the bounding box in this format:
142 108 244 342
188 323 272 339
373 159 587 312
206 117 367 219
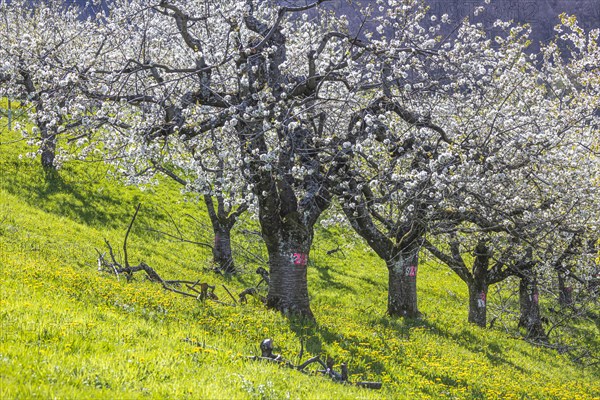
1 158 173 233
311 260 356 293
284 315 388 376
366 313 527 374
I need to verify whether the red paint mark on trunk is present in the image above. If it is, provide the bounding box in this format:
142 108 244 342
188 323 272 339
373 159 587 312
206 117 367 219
477 291 486 308
292 253 307 266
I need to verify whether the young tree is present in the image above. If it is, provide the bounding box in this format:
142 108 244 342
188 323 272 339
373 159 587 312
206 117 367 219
151 129 250 274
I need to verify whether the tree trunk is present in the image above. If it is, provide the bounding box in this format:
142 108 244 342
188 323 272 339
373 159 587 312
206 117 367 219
213 226 235 274
468 282 488 327
21 69 57 170
467 240 492 327
387 249 420 318
265 231 313 319
557 271 573 307
40 124 57 170
519 276 547 341
203 194 242 274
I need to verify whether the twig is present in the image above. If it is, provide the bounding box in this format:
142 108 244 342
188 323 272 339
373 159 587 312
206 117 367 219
96 248 121 280
186 284 203 296
297 356 327 371
104 238 121 267
163 284 199 299
164 279 201 286
146 227 214 249
326 245 343 256
256 267 270 285
166 208 183 238
297 338 304 365
123 203 141 268
222 284 238 304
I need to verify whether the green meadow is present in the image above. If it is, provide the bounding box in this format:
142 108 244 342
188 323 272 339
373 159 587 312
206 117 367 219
0 117 598 398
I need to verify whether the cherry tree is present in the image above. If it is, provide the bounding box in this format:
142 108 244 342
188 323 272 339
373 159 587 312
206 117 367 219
6 0 595 326
83 0 385 318
537 14 600 308
422 17 599 328
0 0 102 169
331 2 530 319
87 1 597 322
154 130 252 275
520 16 600 341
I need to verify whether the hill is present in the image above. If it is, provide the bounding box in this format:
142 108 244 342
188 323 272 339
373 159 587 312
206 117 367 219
68 0 600 42
0 115 599 398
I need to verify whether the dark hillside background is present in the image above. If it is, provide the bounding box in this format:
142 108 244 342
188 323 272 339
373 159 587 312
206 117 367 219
69 0 598 50
313 0 599 51
427 0 599 49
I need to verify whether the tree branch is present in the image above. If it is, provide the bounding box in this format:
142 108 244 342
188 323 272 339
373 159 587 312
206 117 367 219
123 203 141 269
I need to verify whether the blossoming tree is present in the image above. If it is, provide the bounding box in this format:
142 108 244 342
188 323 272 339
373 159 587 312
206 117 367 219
82 0 388 318
0 0 102 169
422 17 599 328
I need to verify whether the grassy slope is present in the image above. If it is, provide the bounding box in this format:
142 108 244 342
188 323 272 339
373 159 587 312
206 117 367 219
0 122 598 399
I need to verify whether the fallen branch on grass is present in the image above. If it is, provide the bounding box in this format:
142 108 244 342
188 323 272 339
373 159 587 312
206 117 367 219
246 338 382 390
238 267 270 304
238 287 267 304
95 203 229 304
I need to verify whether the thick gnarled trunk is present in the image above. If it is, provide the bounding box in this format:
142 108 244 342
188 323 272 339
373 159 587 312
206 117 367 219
519 276 547 341
265 226 313 318
387 249 420 318
468 280 488 327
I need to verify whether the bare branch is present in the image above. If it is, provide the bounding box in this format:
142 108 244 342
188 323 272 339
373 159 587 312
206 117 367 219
123 203 141 269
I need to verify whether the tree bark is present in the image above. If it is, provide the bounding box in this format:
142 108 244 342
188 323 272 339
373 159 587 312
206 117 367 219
519 275 547 341
40 125 57 169
20 68 57 170
467 265 487 327
204 194 244 274
557 271 573 307
387 248 420 318
467 282 488 327
212 225 235 274
466 241 492 327
264 222 313 318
